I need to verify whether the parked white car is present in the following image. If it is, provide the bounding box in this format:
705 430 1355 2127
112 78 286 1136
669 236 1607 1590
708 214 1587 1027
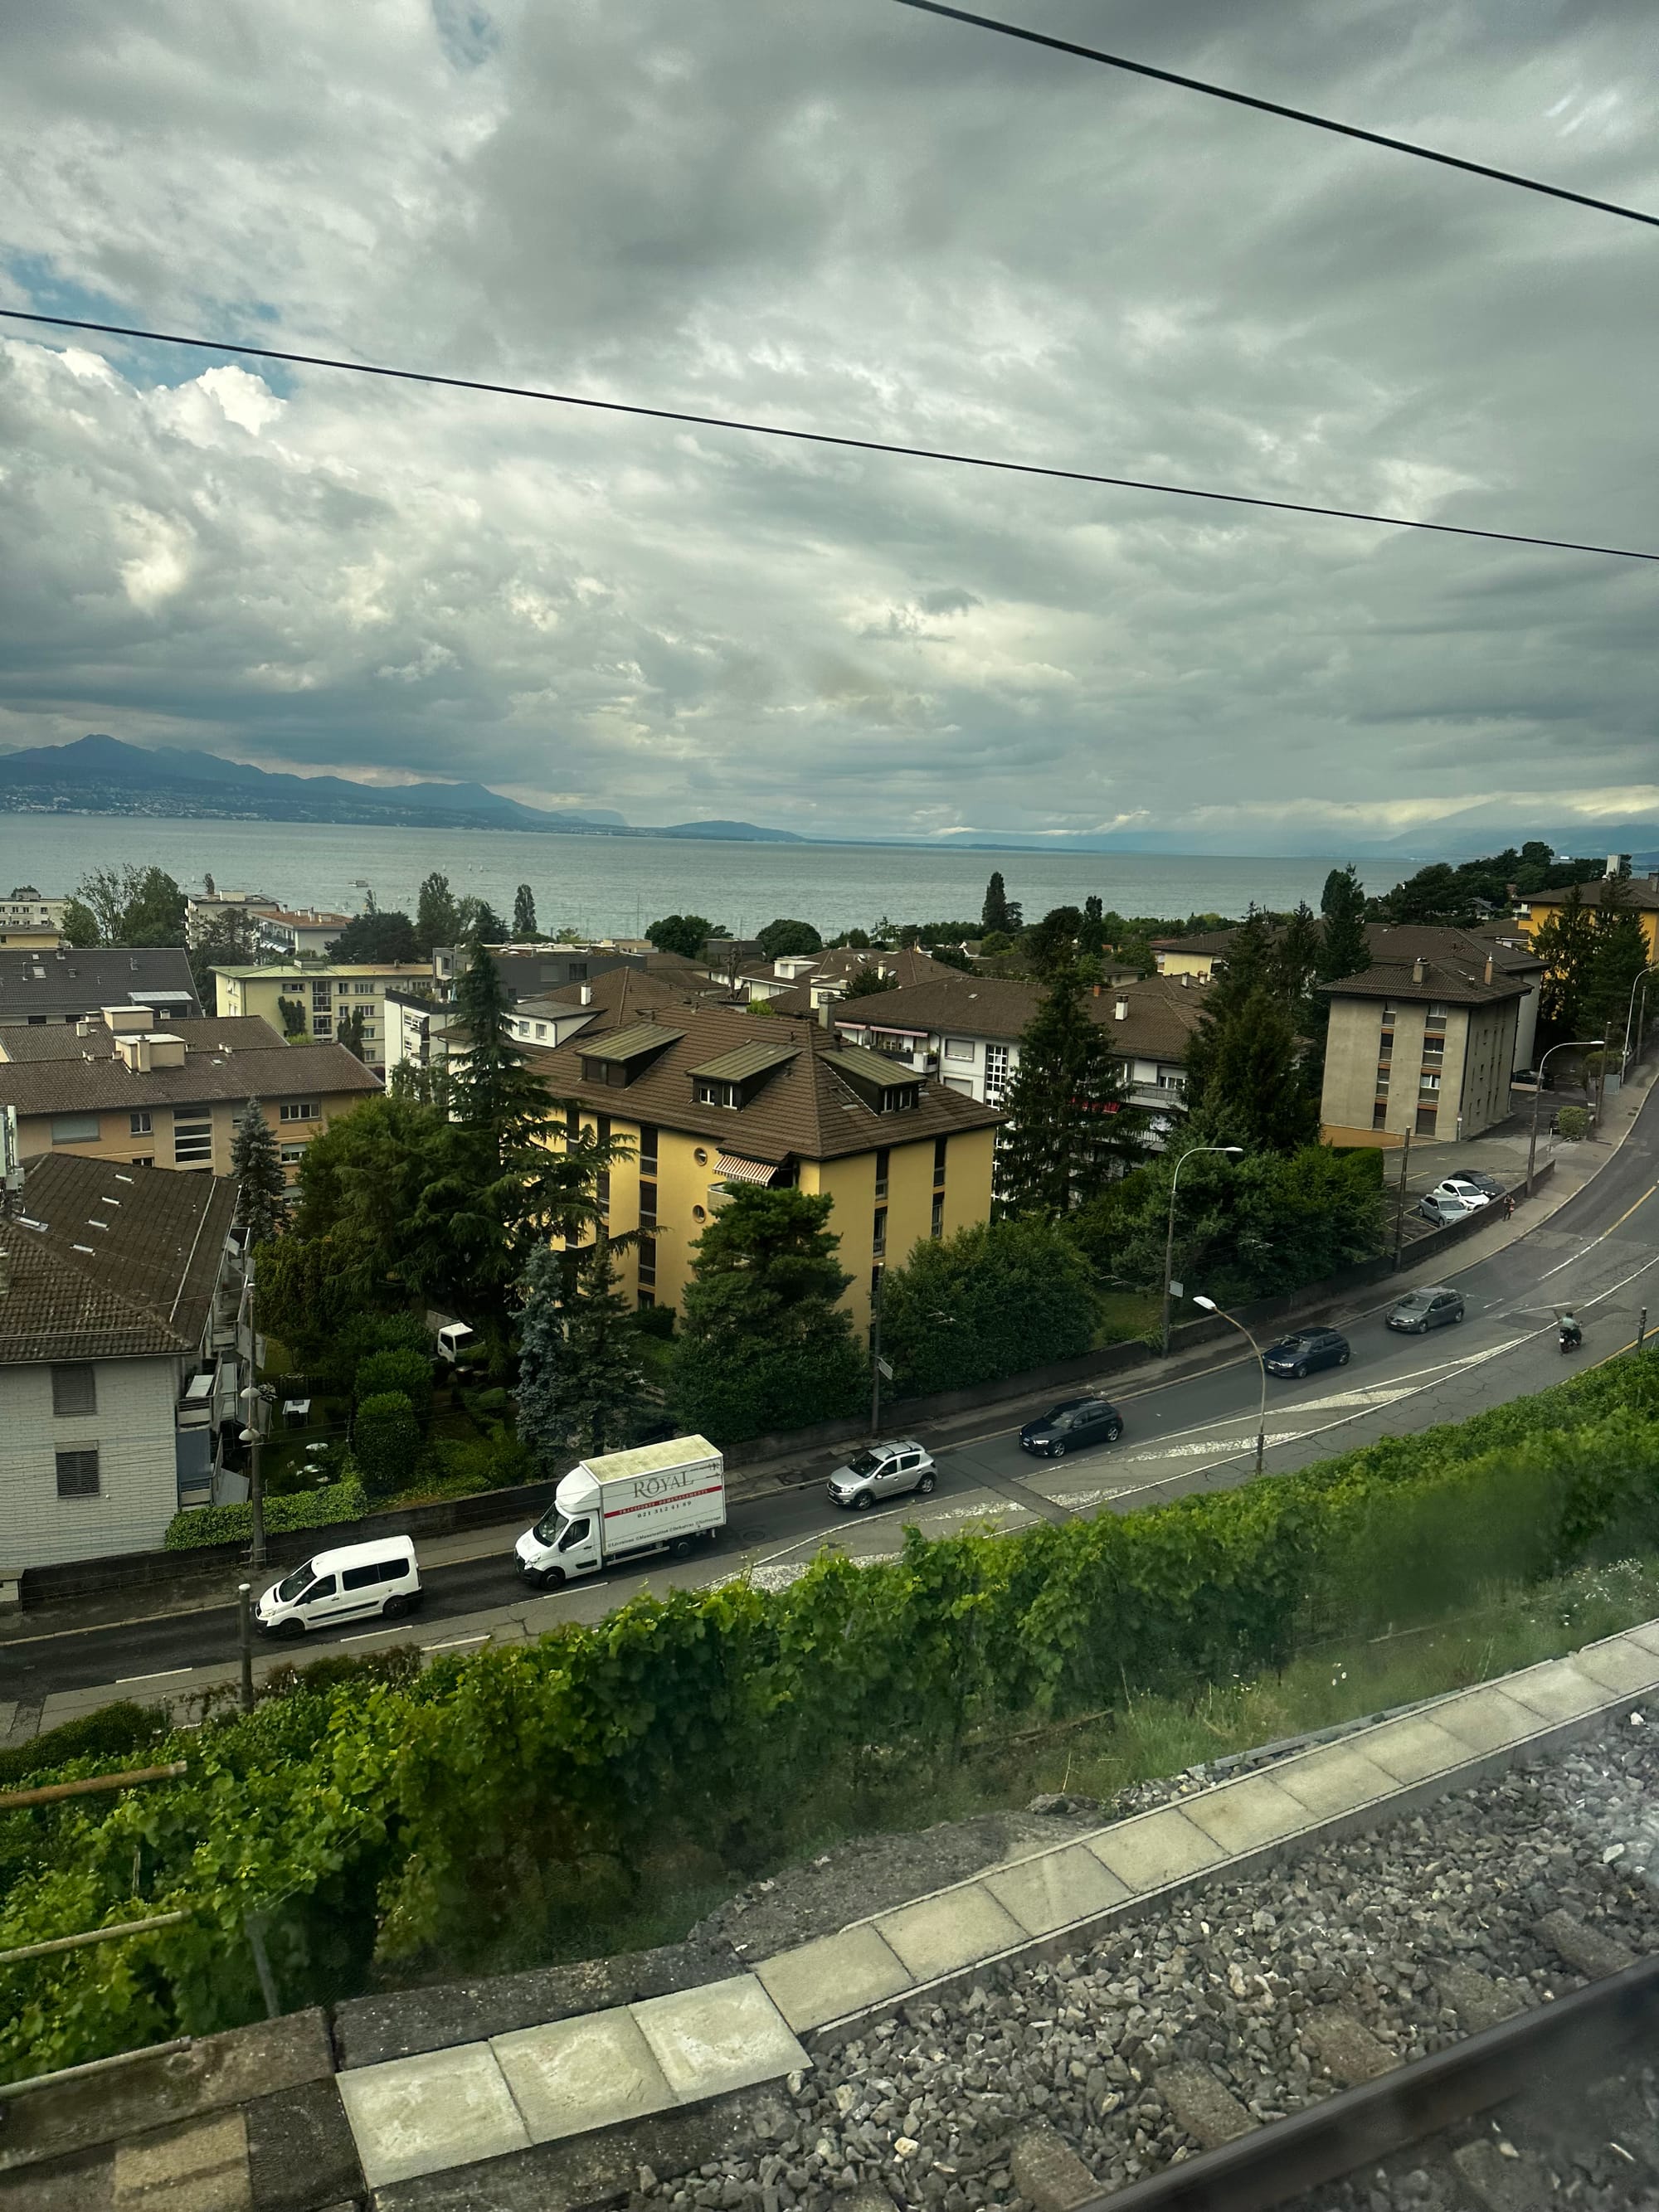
1428 1177 1494 1212
1417 1189 1480 1225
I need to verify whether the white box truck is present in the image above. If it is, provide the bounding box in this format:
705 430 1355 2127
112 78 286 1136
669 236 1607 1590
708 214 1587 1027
513 1435 725 1587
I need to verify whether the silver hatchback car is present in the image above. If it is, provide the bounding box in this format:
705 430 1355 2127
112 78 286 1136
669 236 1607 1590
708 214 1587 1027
827 1440 937 1510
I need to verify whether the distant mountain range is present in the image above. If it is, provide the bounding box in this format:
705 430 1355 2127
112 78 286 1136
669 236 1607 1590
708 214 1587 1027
0 736 804 843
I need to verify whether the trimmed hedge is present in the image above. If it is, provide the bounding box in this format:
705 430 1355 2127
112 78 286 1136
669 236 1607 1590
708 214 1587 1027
0 1703 168 1788
163 1475 368 1552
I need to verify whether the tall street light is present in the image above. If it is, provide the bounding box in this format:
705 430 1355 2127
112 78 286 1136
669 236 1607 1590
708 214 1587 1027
1162 1145 1243 1357
1192 1295 1268 1475
1623 970 1652 1078
1525 1037 1603 1198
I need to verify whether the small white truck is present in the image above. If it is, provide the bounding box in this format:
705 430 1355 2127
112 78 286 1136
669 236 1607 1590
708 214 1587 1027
513 1435 726 1586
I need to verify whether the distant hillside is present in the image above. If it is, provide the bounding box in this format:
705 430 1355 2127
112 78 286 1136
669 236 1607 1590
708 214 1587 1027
652 819 806 843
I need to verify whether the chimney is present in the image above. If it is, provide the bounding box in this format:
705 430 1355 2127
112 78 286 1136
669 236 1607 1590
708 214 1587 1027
1484 953 1494 984
1180 972 1189 989
1092 982 1101 998
1114 996 1128 1022
580 984 592 1006
1412 957 1424 984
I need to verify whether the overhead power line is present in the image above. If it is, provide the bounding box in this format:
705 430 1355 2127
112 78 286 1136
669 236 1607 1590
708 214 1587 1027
2 306 1656 563
892 0 1659 231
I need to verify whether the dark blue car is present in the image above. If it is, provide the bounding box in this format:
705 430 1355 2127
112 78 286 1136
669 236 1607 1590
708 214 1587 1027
1262 1327 1350 1379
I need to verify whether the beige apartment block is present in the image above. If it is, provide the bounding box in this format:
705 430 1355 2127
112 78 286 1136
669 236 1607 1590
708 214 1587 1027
213 962 435 1076
1321 953 1523 1147
0 1009 381 1179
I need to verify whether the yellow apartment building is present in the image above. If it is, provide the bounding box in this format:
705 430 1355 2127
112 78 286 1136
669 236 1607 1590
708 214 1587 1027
1518 875 1659 966
1320 952 1524 1146
0 1009 381 1179
522 1005 1002 1332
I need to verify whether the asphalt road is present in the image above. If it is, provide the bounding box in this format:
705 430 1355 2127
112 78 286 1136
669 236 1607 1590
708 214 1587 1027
7 1084 1657 1714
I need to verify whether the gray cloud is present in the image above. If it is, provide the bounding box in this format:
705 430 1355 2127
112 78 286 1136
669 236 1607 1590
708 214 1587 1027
0 0 1656 846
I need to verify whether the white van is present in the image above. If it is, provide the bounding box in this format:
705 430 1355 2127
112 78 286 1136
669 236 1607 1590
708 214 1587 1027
255 1535 421 1639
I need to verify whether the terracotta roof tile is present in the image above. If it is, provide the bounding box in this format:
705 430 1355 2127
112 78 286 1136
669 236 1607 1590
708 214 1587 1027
0 1015 281 1064
0 1041 381 1119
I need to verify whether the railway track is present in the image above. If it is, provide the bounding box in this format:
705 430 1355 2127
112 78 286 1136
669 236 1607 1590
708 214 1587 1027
1090 1952 1659 2212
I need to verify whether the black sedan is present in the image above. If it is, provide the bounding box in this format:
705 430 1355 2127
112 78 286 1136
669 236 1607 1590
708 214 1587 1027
1443 1168 1506 1198
1262 1326 1350 1379
1019 1396 1124 1458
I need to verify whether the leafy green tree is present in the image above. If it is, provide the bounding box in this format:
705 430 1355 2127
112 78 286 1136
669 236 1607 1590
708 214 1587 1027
673 1188 864 1440
188 906 263 1001
1020 905 1084 979
757 917 822 959
512 883 538 939
1183 909 1320 1151
645 913 718 960
252 1232 368 1373
354 1392 420 1496
230 1097 287 1247
828 926 873 949
995 961 1145 1219
1318 865 1370 984
293 1095 479 1309
515 1237 645 1462
326 912 420 963
882 1219 1097 1394
1070 1144 1384 1305
76 863 186 946
981 871 1021 935
337 1006 367 1062
843 965 899 999
355 1349 432 1432
59 895 100 947
455 896 505 944
276 995 307 1039
447 947 552 1165
415 872 463 955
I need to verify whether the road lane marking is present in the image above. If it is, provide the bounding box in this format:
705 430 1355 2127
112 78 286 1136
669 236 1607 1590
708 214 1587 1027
1535 1179 1659 1281
425 1634 491 1650
115 1667 192 1683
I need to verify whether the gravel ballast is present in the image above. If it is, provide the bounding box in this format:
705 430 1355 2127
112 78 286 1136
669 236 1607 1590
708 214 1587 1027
636 1714 1659 2212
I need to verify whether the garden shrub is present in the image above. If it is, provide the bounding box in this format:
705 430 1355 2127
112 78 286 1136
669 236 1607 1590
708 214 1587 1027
353 1393 421 1496
163 1475 368 1551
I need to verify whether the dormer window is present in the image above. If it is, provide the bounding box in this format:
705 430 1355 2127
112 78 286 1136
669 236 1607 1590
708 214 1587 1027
687 1041 798 1111
695 1078 741 1109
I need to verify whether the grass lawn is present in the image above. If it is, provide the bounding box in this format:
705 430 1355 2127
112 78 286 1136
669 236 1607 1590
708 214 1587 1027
1093 1286 1159 1345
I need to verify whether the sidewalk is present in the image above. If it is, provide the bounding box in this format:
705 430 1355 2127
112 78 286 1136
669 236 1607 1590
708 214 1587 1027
6 1057 1653 1657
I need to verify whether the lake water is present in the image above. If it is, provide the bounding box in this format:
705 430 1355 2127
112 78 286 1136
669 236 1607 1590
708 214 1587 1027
0 814 1345 937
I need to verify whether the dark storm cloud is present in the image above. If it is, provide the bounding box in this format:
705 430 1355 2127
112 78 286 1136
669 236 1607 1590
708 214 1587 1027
0 0 1656 844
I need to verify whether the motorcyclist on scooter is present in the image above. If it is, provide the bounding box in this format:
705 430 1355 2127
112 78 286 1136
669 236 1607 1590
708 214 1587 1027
1558 1310 1583 1351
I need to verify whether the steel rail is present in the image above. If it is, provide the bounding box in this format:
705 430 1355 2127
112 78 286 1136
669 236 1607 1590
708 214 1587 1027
1079 1954 1659 2212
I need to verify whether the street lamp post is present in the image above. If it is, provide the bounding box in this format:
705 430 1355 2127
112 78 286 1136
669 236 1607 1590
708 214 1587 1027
1192 1295 1268 1475
1525 1037 1604 1198
1623 971 1652 1078
1161 1145 1243 1358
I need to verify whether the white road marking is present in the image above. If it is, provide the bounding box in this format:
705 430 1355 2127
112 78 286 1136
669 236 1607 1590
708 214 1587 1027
425 1633 490 1650
115 1667 192 1683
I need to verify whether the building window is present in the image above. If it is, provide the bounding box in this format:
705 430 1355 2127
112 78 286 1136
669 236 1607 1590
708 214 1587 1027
1374 1069 1389 1093
944 1037 974 1062
931 1194 945 1239
1378 1030 1393 1061
569 962 587 980
637 1289 654 1310
353 980 373 994
596 1169 611 1211
311 1015 332 1038
173 1116 213 1164
638 1178 657 1228
51 1364 97 1417
873 1146 889 1198
694 1079 739 1108
637 1242 656 1287
129 1110 153 1136
280 1142 305 1166
1425 1002 1448 1031
1415 1104 1438 1135
873 1206 887 1257
534 1023 547 1038
280 1101 319 1121
1372 1101 1389 1130
311 982 332 1011
56 1448 100 1498
50 1113 100 1145
880 1087 917 1113
985 1043 1010 1104
1418 1072 1441 1095
933 1136 948 1186
638 1122 659 1170
1381 1004 1398 1027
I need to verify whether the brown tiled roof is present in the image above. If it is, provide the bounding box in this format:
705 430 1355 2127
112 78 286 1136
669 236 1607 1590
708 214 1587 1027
0 1153 237 1363
0 1041 381 1119
523 1004 1001 1163
1360 924 1542 978
1524 875 1659 912
1324 956 1525 1008
1151 927 1243 956
834 974 1208 1064
0 946 200 1023
0 1015 283 1064
535 966 725 1020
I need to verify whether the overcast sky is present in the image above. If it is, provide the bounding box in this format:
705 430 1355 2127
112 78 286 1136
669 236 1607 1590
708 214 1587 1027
1 0 1656 850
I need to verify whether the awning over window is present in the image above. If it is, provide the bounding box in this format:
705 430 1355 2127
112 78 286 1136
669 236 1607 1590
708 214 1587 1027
715 1153 781 1185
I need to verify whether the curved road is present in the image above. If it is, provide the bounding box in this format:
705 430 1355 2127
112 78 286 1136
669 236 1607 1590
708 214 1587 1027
5 1084 1656 1719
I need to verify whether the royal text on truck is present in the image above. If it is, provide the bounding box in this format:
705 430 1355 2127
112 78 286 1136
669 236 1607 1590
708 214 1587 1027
514 1436 726 1587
